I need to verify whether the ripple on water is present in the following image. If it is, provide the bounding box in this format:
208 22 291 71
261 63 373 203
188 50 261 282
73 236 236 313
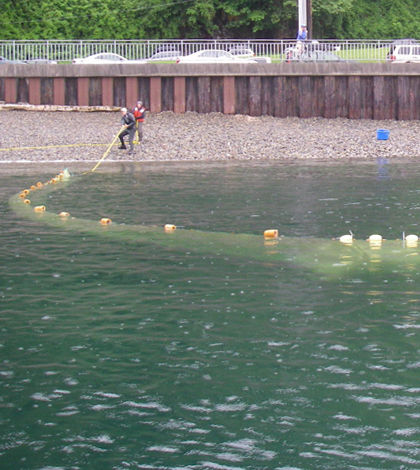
357 449 419 465
5 166 420 470
123 400 171 413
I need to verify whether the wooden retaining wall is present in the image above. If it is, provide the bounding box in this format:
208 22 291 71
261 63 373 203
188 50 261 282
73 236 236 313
0 63 419 120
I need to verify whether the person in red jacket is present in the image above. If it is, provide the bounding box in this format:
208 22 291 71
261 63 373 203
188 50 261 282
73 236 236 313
133 100 146 142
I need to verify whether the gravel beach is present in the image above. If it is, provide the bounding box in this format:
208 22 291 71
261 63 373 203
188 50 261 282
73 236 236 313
1 108 420 163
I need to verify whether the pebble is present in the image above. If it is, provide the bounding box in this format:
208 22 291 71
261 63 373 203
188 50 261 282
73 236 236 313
1 109 420 163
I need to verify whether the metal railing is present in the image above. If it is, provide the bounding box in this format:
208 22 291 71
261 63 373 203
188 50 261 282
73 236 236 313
0 39 395 62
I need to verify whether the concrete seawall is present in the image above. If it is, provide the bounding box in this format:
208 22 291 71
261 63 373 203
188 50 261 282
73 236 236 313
0 63 419 120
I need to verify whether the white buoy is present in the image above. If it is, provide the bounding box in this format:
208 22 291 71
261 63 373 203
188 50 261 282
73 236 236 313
339 234 353 244
405 234 418 248
62 168 72 180
368 234 382 249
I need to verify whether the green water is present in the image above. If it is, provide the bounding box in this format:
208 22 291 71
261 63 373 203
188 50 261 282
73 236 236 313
2 160 420 470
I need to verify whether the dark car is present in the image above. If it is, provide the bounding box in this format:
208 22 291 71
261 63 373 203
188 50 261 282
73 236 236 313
287 48 343 63
306 50 343 62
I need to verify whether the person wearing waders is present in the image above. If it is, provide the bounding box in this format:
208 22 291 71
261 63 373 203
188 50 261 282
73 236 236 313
118 107 136 155
133 100 146 143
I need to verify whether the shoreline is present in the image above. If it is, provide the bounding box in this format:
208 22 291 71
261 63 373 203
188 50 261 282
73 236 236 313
1 109 419 168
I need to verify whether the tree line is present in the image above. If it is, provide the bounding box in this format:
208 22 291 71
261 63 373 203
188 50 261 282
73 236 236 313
1 0 419 40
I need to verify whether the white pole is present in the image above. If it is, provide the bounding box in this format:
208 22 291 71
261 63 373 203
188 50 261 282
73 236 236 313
298 0 307 30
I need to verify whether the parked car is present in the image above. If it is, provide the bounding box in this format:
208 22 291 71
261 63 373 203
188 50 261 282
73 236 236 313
252 57 272 63
228 47 255 58
386 40 420 63
72 53 147 64
25 59 58 64
305 40 341 52
286 45 343 63
147 50 181 61
388 38 419 48
0 56 26 64
177 50 257 64
285 41 340 60
154 44 180 54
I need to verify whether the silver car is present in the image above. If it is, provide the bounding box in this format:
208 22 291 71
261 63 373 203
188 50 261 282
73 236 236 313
147 51 181 61
177 50 257 64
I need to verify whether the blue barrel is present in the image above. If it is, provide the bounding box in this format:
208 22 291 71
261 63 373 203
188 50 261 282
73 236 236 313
377 129 390 140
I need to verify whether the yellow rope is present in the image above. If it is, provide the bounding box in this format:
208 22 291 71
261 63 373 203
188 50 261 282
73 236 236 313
89 126 126 173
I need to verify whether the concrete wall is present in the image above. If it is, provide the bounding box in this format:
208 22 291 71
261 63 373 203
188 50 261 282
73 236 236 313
0 63 419 119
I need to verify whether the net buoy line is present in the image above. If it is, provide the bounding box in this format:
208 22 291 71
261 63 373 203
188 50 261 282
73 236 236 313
8 168 420 280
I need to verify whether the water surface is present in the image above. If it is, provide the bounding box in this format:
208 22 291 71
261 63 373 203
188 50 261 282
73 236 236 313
2 160 420 470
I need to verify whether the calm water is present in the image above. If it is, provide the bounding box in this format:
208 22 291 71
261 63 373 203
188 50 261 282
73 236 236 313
2 160 420 470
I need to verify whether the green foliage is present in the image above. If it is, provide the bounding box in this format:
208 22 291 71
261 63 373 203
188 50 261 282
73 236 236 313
0 0 419 40
340 0 420 39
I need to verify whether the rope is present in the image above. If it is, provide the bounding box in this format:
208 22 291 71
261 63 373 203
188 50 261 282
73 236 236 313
89 126 126 173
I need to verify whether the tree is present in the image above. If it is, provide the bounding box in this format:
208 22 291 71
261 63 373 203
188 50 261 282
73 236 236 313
0 0 419 40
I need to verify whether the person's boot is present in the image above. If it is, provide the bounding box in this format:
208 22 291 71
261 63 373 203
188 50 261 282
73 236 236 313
118 144 127 150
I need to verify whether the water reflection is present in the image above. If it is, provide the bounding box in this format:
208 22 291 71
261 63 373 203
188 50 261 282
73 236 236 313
377 156 390 180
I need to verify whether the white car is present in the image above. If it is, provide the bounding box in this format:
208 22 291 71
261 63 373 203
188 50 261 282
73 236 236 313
387 42 420 63
148 51 181 61
228 47 255 58
177 49 257 64
72 53 147 64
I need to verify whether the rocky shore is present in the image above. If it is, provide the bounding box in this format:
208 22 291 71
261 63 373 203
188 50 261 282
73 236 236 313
1 107 419 163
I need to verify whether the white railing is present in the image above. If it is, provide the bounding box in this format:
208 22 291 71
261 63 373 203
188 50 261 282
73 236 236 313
0 39 394 62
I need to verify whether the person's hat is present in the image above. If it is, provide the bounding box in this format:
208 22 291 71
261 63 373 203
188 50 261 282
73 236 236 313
121 107 127 112
301 24 306 27
137 100 142 105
